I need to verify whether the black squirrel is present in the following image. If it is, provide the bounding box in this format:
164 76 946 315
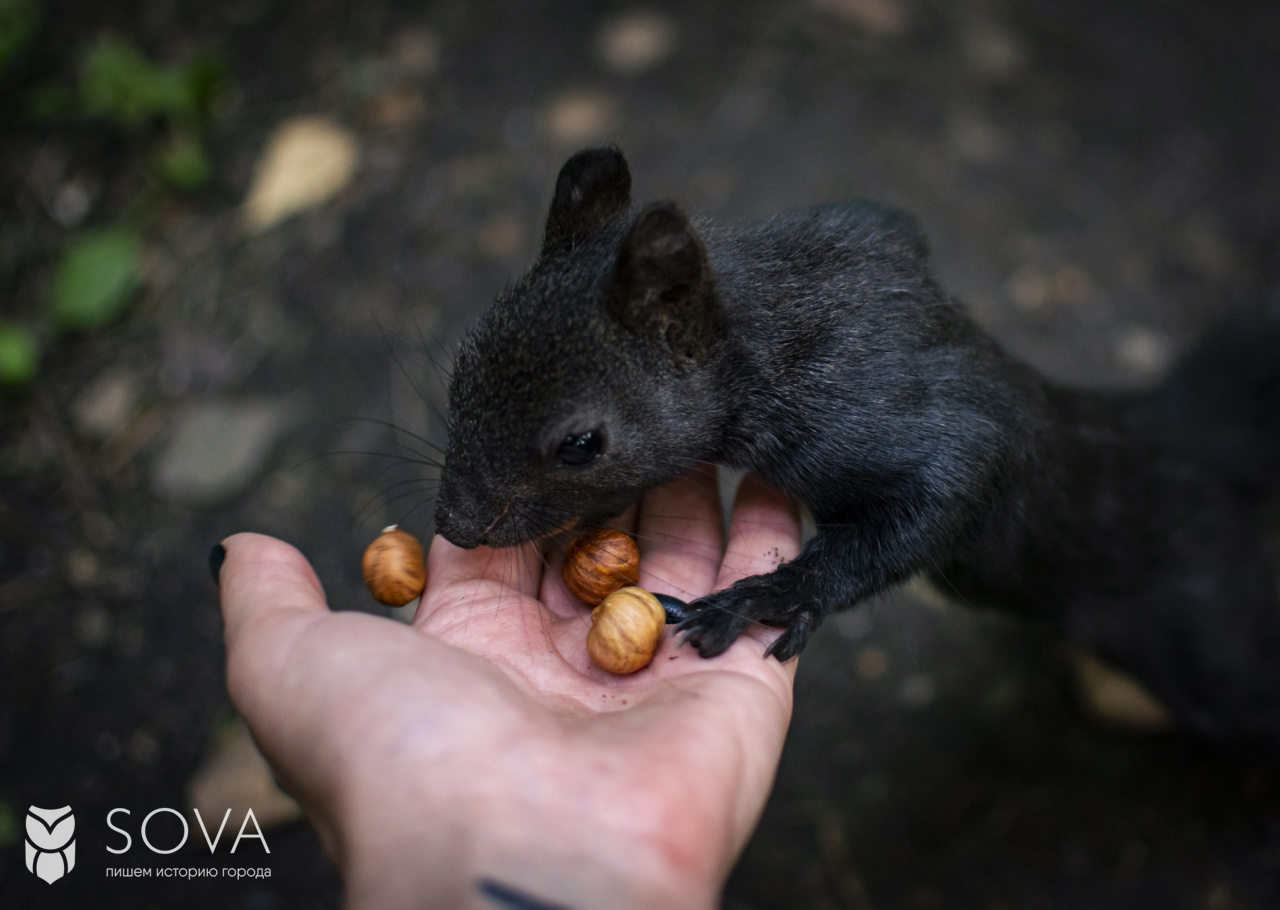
435 147 1280 750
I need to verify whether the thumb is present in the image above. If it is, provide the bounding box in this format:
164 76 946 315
217 532 330 708
218 532 329 642
214 533 345 859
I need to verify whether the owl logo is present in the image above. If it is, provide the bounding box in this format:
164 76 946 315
25 805 76 884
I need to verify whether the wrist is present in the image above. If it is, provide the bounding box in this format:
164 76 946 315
334 733 724 910
339 802 723 910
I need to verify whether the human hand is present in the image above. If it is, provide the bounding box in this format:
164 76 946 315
217 469 802 909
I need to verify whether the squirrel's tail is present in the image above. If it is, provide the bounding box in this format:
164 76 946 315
1131 290 1280 488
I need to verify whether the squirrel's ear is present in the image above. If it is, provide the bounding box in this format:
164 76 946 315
611 203 722 365
542 147 632 254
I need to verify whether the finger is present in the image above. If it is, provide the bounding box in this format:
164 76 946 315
636 464 724 600
220 532 329 650
218 533 339 734
715 475 802 589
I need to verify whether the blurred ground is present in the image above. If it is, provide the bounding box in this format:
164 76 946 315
2 0 1279 907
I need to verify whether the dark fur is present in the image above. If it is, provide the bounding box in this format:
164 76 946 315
437 148 1280 749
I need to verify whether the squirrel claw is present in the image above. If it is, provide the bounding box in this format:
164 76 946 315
677 606 750 659
764 608 818 661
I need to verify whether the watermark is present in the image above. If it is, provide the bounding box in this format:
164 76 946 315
25 806 76 885
107 807 269 855
18 804 272 885
106 865 272 878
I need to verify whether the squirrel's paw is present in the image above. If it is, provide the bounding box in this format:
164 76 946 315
678 571 816 661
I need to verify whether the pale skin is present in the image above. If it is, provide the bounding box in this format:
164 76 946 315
218 470 802 910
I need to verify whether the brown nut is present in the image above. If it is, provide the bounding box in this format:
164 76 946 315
587 586 666 674
562 529 640 604
362 526 426 607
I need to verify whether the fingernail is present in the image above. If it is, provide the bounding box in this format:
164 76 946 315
209 543 226 587
653 592 689 624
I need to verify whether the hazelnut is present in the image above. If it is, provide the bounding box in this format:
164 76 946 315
562 529 640 604
362 526 426 607
588 587 666 674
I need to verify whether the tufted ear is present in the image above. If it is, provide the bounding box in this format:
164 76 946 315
542 147 632 254
610 203 723 366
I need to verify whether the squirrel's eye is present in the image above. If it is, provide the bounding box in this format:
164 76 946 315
557 429 603 466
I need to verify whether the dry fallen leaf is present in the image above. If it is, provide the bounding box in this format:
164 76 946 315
241 116 359 233
594 9 677 74
811 0 910 36
364 86 427 129
188 718 302 831
545 90 619 146
1073 651 1174 733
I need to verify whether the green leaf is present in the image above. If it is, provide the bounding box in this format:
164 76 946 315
181 50 228 120
80 37 194 126
0 322 40 386
50 229 143 332
157 131 211 190
81 38 161 126
0 0 38 75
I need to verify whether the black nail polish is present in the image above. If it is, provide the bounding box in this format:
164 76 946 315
653 592 689 624
476 878 570 910
208 544 226 587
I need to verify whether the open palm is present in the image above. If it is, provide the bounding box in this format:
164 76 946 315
219 468 801 909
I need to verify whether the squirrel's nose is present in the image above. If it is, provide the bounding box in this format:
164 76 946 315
433 498 482 549
435 472 509 548
435 514 482 549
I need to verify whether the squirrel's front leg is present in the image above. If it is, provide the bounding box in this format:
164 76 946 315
680 517 932 660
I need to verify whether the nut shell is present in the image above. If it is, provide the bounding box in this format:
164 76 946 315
587 586 665 674
362 526 426 607
562 529 640 604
